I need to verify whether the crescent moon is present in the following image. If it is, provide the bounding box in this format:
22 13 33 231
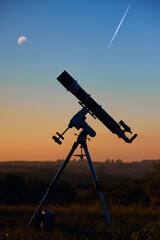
18 36 27 45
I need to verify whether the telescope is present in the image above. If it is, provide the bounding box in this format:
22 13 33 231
27 71 137 229
56 70 137 143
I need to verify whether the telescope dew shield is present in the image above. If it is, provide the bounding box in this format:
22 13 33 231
57 71 136 143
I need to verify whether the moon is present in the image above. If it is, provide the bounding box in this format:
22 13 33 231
18 36 27 45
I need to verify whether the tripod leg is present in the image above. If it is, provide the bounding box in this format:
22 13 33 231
27 141 79 228
83 145 112 228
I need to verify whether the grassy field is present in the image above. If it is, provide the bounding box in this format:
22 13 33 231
0 204 160 240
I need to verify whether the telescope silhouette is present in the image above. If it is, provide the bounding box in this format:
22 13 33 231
27 70 137 229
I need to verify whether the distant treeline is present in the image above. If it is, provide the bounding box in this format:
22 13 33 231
0 159 160 183
0 163 160 206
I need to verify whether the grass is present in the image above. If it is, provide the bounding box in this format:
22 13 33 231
0 204 160 240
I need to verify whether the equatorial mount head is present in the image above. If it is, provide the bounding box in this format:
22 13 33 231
52 107 96 145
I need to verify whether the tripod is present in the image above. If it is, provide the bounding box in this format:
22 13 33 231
27 129 112 228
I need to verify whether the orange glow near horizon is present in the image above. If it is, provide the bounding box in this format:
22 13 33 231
1 112 160 162
1 85 160 163
0 82 160 162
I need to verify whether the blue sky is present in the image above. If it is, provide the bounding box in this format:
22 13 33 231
0 0 160 161
1 0 159 91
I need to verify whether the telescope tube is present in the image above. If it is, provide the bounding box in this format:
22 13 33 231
57 71 130 142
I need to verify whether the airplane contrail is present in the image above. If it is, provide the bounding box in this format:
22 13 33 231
107 1 133 51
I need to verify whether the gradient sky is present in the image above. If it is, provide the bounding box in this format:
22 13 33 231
0 0 160 162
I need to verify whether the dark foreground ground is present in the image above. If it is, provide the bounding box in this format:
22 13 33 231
0 204 160 240
0 160 160 239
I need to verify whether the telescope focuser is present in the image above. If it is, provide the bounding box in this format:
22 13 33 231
119 120 137 143
129 133 138 143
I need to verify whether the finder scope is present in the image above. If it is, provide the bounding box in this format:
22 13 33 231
56 71 137 143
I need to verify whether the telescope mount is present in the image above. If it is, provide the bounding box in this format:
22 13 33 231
28 107 112 228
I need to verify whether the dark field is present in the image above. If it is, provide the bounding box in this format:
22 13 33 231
0 204 160 240
0 160 160 239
